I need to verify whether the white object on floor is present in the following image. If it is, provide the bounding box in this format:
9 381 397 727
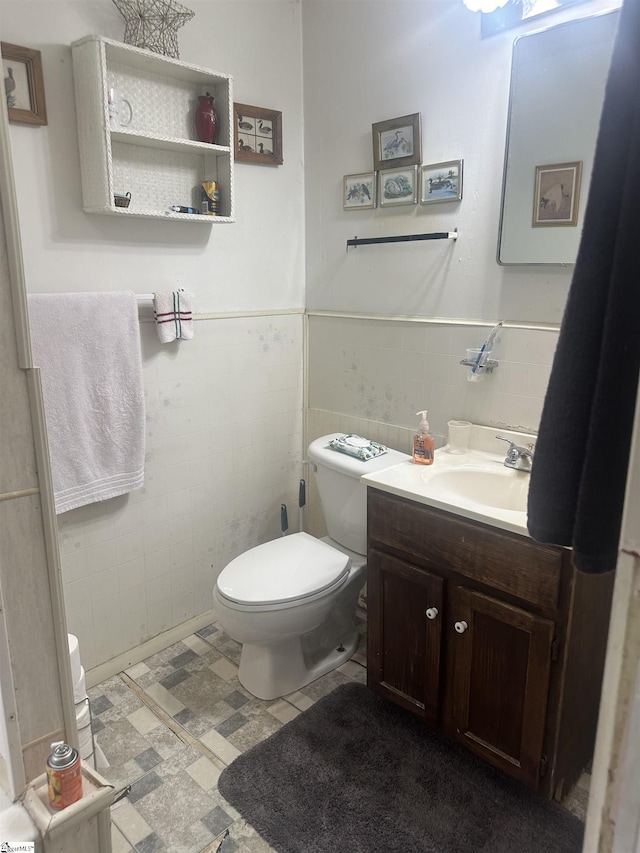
213 433 410 700
28 291 145 514
153 289 194 342
75 697 90 729
73 666 86 703
68 633 82 685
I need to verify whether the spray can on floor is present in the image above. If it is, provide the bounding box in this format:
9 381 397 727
46 741 82 809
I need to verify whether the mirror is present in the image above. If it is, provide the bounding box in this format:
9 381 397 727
498 10 618 265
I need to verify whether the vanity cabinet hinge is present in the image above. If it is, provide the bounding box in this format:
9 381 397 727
539 755 548 778
551 637 560 661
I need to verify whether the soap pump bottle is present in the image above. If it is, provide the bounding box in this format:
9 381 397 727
413 410 434 465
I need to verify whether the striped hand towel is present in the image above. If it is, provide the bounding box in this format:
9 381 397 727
153 290 194 342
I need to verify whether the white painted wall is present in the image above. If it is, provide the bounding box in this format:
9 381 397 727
0 0 306 673
0 0 304 312
302 0 620 324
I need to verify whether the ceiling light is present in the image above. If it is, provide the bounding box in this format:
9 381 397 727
462 0 510 12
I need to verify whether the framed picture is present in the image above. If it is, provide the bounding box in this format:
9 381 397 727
378 166 418 207
343 172 376 210
372 113 421 171
2 42 47 126
420 160 463 204
234 103 283 166
532 161 582 227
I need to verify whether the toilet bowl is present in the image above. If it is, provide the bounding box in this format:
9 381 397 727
213 433 410 700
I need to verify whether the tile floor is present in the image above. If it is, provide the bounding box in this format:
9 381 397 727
89 613 590 853
90 617 367 853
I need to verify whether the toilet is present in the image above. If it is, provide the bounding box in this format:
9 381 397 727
213 433 410 699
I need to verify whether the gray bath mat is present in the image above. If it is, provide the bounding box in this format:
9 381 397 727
218 682 584 853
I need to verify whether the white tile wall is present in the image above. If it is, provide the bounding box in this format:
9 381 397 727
306 315 559 537
308 315 559 445
59 313 304 672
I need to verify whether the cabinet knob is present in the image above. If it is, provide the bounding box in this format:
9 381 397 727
454 620 468 634
425 607 439 620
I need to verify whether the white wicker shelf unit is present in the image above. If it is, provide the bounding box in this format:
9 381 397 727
71 35 234 222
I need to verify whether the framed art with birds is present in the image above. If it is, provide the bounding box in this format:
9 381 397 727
372 113 421 172
233 103 283 166
2 42 47 126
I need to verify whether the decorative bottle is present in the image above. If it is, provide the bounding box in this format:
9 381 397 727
195 93 219 145
412 410 435 465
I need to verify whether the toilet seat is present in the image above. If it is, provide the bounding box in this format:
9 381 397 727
216 532 351 608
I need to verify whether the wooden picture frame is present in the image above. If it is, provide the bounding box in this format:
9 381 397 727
532 161 582 227
420 160 463 204
234 103 283 166
372 113 421 172
2 42 47 126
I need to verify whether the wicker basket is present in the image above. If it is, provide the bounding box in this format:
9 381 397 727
114 192 131 208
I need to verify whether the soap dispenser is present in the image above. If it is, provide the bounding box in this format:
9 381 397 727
413 410 434 465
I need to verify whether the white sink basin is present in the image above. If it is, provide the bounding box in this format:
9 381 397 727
362 424 536 537
422 464 529 513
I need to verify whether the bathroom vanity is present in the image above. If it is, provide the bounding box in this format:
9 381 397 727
363 436 614 802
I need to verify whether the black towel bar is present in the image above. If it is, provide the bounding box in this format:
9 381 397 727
346 229 458 250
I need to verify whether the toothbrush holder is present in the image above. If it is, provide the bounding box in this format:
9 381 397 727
461 348 498 382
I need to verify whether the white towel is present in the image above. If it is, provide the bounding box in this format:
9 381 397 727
153 289 194 342
28 292 145 514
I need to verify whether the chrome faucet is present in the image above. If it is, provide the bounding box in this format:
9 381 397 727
495 435 535 472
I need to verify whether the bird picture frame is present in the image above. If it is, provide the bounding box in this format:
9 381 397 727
2 42 47 126
234 103 283 166
372 113 421 172
419 159 464 205
532 161 582 227
343 172 377 210
378 165 418 207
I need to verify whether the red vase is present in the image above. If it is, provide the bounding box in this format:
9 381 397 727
195 94 219 144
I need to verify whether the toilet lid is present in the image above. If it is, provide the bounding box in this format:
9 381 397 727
216 532 350 606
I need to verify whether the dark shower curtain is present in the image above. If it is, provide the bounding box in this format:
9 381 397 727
527 0 640 574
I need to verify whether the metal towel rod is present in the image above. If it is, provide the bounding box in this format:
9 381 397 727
346 229 458 250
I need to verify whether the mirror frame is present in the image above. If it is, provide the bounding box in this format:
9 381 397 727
496 9 619 267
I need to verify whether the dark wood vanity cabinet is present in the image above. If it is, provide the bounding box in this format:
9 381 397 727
366 488 615 800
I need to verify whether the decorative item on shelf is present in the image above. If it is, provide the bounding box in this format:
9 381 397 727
201 181 220 215
343 172 377 210
114 192 131 208
195 92 218 144
112 0 195 59
234 103 283 166
108 87 133 130
2 41 47 125
378 165 418 207
420 160 463 204
372 113 421 172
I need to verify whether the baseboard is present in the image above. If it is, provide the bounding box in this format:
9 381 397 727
85 610 216 689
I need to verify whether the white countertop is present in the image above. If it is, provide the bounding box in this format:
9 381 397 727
363 424 535 538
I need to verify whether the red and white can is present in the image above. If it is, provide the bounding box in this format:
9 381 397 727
46 742 82 810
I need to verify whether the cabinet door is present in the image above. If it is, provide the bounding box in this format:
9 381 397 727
446 586 554 789
367 548 444 724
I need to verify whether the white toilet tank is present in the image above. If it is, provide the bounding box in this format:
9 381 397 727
308 434 410 555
